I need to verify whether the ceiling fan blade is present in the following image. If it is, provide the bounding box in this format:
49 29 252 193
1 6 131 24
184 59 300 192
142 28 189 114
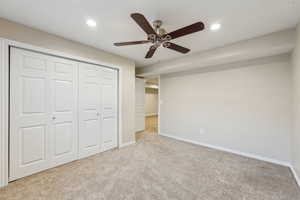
114 40 149 46
165 22 205 40
145 46 157 59
164 42 190 54
131 13 157 35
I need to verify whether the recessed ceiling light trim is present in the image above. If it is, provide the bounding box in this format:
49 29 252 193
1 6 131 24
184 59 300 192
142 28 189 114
86 19 97 27
210 23 221 31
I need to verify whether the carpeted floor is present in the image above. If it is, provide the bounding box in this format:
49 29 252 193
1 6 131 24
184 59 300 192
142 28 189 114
1 131 299 200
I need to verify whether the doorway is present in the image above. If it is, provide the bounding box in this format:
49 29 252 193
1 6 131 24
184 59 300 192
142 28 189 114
135 78 159 140
145 78 159 133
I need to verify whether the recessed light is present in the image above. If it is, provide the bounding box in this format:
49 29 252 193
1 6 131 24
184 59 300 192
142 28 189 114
86 19 97 27
210 23 221 31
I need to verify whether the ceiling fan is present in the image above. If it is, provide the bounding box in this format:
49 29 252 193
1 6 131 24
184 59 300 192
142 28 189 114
114 13 205 59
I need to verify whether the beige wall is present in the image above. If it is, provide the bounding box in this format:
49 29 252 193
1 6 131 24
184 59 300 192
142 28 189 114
0 18 135 144
160 55 293 163
292 23 300 181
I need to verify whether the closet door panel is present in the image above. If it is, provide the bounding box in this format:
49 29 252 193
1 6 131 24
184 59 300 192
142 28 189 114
10 48 51 181
50 58 78 167
78 63 102 159
102 117 117 149
101 68 118 151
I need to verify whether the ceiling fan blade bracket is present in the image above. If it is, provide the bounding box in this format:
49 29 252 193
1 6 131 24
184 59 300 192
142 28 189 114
163 42 171 48
148 34 157 42
163 35 172 41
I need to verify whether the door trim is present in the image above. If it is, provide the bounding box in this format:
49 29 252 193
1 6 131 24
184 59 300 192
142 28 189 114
0 39 9 187
0 38 123 187
158 76 161 135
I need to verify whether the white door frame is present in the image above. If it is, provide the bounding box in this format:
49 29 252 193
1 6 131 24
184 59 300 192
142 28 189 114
158 76 161 135
0 38 123 187
135 78 146 132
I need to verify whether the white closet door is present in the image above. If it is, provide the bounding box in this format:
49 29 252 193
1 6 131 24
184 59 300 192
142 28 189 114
10 47 119 180
49 57 78 167
10 48 78 181
78 63 102 159
10 48 52 181
135 78 145 132
101 68 118 151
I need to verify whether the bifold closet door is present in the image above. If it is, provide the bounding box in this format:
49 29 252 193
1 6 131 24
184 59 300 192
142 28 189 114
50 56 78 167
10 47 118 180
78 63 102 159
101 68 118 151
78 63 118 157
10 48 78 181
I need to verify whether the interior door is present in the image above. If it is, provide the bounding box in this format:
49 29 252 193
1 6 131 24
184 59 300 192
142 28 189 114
101 68 118 151
78 63 102 159
135 78 145 132
50 57 78 167
10 48 52 181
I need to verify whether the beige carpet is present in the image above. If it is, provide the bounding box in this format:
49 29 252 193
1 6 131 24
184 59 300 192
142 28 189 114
1 132 299 200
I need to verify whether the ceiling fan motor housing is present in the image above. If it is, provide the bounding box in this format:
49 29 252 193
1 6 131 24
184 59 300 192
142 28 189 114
148 20 172 47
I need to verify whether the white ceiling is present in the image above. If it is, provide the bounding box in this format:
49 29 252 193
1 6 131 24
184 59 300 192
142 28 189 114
0 0 299 67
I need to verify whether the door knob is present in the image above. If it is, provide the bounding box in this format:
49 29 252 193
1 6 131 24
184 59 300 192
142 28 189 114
96 113 100 117
52 116 56 120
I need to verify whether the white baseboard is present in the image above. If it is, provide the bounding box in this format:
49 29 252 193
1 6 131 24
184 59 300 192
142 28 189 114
119 140 136 148
290 166 300 188
159 133 290 167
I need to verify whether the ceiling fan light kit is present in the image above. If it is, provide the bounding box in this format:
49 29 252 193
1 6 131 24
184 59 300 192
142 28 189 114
114 13 205 58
